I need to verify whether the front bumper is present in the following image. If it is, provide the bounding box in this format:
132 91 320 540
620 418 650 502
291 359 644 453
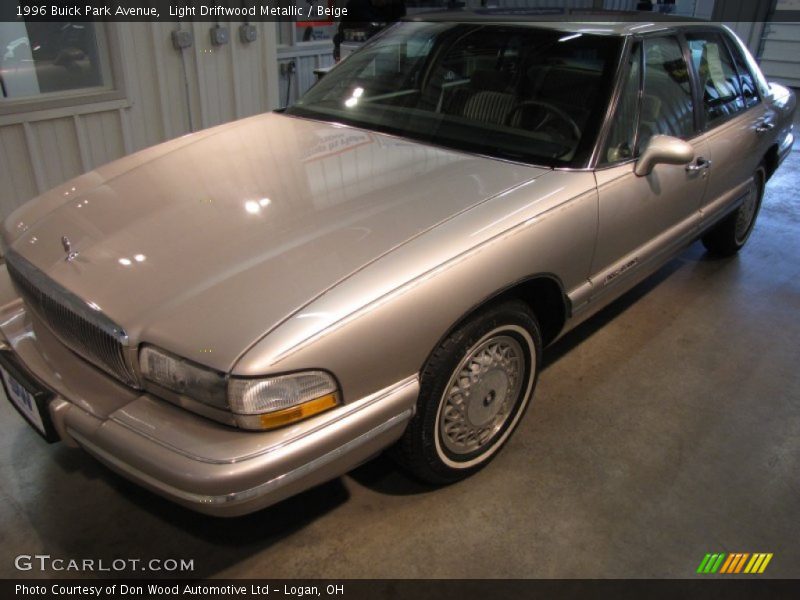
0 270 418 517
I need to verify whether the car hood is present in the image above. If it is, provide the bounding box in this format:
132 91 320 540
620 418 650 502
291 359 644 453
4 113 547 371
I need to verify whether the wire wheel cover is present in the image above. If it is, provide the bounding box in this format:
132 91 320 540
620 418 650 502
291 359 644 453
439 334 525 456
735 177 759 243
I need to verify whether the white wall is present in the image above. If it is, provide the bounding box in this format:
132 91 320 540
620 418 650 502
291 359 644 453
0 21 282 221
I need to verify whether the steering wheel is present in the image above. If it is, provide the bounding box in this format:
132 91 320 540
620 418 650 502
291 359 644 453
505 100 582 144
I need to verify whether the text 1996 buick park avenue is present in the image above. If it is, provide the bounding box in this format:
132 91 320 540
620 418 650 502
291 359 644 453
0 13 794 516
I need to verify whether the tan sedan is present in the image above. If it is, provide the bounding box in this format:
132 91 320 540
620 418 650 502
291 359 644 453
0 15 795 515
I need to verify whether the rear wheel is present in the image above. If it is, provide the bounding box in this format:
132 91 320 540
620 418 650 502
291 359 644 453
393 300 542 484
702 166 765 256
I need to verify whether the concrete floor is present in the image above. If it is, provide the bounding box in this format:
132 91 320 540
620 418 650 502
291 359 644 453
1 145 799 580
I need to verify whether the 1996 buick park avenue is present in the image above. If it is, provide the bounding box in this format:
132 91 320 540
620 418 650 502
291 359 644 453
0 14 794 515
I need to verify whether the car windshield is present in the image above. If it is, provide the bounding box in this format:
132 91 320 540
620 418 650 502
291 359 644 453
286 22 622 167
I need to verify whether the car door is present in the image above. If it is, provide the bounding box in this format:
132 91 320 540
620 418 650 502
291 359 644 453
684 30 771 228
588 36 709 305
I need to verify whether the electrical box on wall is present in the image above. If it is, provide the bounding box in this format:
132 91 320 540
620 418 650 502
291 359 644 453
210 25 229 46
171 30 193 50
239 24 257 44
279 61 297 77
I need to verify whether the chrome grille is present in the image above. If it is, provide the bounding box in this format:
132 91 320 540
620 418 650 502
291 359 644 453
5 250 139 388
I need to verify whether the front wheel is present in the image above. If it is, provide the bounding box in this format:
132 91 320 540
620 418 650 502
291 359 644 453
393 300 542 484
702 165 765 256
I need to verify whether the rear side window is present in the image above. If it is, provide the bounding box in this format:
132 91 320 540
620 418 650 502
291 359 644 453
726 30 770 98
725 36 760 108
687 33 745 126
639 37 695 148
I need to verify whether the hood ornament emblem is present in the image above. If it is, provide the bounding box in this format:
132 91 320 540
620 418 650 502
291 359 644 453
61 236 79 262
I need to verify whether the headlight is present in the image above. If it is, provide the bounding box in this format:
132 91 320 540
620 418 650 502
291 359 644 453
140 346 227 409
139 346 340 430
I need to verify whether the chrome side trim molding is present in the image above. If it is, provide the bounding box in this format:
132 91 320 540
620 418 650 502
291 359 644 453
67 408 413 507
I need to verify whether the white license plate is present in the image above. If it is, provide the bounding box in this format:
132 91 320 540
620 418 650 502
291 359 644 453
1 364 45 435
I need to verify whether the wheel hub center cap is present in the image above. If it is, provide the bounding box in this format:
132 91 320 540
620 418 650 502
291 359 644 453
467 369 508 427
438 332 527 456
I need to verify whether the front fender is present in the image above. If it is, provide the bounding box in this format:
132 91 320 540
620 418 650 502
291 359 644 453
232 171 598 404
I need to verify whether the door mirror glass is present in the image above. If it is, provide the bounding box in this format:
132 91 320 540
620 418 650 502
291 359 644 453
634 135 695 176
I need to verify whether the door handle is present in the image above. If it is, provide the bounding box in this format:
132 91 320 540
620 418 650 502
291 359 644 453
756 121 775 134
686 157 712 172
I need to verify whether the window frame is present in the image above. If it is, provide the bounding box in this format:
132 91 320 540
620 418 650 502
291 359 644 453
594 31 700 168
593 26 766 171
722 26 770 99
596 39 643 167
720 29 764 109
676 32 705 137
0 21 125 117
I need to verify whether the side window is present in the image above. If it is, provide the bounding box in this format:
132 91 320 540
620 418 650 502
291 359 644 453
640 37 695 149
726 36 760 108
687 33 745 125
727 32 770 99
602 43 641 164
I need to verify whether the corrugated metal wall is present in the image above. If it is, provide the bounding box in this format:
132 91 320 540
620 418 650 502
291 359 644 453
278 45 336 107
602 0 636 10
602 0 701 16
489 0 702 17
0 21 282 221
724 21 767 55
758 22 800 88
490 0 594 8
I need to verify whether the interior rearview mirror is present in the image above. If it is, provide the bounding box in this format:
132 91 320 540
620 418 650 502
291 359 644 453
634 135 695 177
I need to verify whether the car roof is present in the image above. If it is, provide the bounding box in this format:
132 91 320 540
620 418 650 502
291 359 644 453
404 9 708 36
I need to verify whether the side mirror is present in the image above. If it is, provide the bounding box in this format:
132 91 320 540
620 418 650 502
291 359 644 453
634 135 695 177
